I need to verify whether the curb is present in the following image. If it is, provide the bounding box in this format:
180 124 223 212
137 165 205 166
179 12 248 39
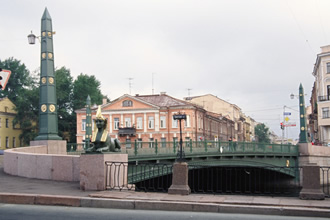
0 193 329 218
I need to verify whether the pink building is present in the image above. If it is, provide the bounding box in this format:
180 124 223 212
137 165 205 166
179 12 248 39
76 93 234 145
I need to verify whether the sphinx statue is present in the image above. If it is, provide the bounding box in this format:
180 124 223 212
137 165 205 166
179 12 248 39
86 105 121 153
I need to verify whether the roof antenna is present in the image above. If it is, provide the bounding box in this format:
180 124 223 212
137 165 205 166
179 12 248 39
127 77 133 95
152 73 155 95
187 88 192 97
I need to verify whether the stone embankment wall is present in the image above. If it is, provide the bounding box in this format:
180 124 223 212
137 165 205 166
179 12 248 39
299 143 330 166
4 145 80 182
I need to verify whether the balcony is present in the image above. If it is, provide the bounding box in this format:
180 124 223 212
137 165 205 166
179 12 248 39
318 95 330 102
118 127 136 137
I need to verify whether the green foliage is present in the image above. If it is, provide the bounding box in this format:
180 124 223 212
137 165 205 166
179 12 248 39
254 123 271 143
1 58 106 144
0 58 39 145
55 67 76 142
72 73 103 111
0 57 37 102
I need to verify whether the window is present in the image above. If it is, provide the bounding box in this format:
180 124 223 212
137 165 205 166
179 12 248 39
327 62 330 73
148 116 154 129
137 138 142 148
82 119 86 131
160 116 166 128
126 138 131 148
125 118 131 127
122 100 133 107
161 138 166 148
5 119 9 128
13 137 16 148
114 118 120 130
184 115 191 127
322 107 330 119
6 137 9 148
149 138 154 148
172 117 178 128
136 117 143 129
0 118 1 128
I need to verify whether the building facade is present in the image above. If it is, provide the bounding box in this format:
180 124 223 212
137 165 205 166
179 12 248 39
0 97 22 150
76 93 235 145
311 45 330 146
184 94 254 142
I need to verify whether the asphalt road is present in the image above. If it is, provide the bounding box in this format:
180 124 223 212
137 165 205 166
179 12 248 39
0 204 329 220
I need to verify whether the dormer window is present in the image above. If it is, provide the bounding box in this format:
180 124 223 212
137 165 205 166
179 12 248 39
122 100 133 107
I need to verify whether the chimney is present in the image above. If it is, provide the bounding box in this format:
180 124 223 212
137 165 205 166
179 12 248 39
102 98 107 105
160 92 166 96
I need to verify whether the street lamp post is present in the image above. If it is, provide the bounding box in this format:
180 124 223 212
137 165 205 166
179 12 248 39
173 112 186 162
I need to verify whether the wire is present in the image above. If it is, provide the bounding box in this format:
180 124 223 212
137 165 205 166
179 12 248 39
286 0 315 54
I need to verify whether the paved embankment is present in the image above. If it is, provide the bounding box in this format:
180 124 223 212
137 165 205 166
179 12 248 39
0 155 329 217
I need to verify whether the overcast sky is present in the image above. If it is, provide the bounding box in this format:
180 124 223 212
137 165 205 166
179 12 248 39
1 0 328 140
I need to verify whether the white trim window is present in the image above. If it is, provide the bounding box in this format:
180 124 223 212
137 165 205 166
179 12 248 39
82 119 86 131
148 116 154 129
160 116 166 128
136 117 143 129
114 118 120 130
322 107 330 119
172 117 178 128
184 115 191 127
125 117 131 127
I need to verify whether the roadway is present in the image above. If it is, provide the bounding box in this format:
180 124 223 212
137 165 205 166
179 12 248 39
1 204 329 220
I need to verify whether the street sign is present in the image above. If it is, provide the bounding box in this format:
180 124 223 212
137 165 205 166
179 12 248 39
284 112 291 116
0 68 12 90
284 123 296 127
173 114 186 120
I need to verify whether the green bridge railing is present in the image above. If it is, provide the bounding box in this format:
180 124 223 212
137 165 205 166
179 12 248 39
67 140 298 158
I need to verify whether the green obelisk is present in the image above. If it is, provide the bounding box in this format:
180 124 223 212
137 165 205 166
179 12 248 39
85 95 92 149
299 83 308 143
35 8 61 140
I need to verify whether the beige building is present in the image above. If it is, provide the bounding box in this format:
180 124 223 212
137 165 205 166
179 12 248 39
184 94 255 142
0 97 22 150
311 45 330 146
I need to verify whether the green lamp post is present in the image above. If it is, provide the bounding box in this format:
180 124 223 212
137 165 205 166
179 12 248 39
85 95 92 149
299 84 308 143
34 8 61 140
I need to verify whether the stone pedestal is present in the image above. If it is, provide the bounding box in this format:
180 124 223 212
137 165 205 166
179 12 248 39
80 153 128 191
168 162 191 195
299 164 325 200
30 140 67 155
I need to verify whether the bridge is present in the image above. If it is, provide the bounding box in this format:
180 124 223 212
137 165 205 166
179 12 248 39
68 140 298 169
68 140 300 195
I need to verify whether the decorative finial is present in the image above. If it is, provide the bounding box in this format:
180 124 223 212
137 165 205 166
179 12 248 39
95 105 105 120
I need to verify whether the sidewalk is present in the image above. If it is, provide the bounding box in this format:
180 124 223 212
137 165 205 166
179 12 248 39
0 155 329 217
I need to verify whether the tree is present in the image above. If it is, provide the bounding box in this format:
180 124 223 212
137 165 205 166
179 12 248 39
72 73 103 111
55 67 75 142
254 123 271 143
0 57 37 102
0 58 39 145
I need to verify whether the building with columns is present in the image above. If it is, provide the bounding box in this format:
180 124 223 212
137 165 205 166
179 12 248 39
76 93 235 145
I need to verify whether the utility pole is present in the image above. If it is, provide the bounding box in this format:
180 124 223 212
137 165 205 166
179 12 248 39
127 77 133 95
152 73 155 95
187 88 192 97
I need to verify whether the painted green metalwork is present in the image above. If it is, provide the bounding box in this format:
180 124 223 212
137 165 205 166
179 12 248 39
85 95 92 149
299 84 308 143
35 8 61 140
